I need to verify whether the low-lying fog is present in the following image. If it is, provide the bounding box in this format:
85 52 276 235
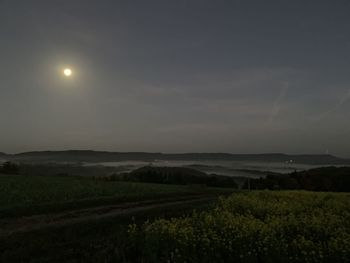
83 160 331 178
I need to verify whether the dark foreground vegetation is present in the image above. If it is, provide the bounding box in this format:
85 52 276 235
1 189 349 262
1 165 350 262
244 166 350 192
0 161 19 175
0 197 217 263
0 174 231 218
128 191 350 262
0 173 233 262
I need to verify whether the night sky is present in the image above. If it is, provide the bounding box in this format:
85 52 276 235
1 0 350 156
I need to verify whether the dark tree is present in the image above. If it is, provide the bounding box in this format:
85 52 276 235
1 161 20 175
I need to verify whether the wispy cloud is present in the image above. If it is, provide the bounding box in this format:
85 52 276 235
267 83 289 124
331 88 350 112
313 88 350 121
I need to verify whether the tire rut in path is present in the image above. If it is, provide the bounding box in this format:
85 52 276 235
0 195 217 238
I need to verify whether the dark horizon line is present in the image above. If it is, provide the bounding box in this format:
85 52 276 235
0 149 346 158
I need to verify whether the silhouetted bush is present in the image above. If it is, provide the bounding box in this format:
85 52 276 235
243 166 350 192
0 162 19 175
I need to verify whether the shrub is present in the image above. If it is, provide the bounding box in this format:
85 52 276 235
0 162 19 175
129 191 350 262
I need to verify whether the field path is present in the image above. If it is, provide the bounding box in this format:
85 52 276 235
0 195 217 237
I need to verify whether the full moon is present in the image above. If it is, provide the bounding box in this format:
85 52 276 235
63 68 72 77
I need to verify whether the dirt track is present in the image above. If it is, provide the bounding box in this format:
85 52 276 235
0 195 217 238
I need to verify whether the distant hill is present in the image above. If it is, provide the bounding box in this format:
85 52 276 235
0 152 8 161
1 150 350 165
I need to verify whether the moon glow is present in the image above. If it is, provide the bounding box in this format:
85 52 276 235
63 68 72 77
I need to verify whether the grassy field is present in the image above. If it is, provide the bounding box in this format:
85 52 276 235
0 174 229 262
0 174 231 217
1 175 349 262
131 191 350 262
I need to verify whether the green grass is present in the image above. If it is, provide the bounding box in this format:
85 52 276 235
131 191 350 262
0 198 216 263
4 175 348 262
2 188 349 262
0 174 232 217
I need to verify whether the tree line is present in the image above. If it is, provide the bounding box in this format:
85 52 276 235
108 166 238 188
243 166 350 192
0 162 19 175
